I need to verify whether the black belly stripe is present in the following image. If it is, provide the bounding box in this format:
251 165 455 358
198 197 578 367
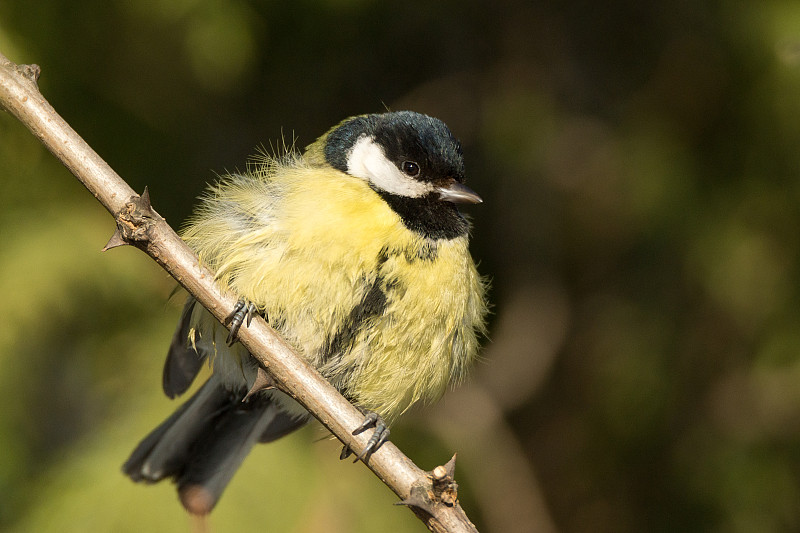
321 276 388 362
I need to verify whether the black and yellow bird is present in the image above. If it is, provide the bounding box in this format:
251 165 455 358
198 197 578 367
123 111 488 514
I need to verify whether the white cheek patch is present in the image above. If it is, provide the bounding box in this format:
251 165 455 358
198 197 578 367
346 136 433 198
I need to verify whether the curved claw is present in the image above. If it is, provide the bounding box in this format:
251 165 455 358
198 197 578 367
224 299 258 346
348 410 390 463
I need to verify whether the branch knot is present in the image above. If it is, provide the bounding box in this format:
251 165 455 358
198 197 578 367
18 63 41 84
103 187 155 250
397 454 460 514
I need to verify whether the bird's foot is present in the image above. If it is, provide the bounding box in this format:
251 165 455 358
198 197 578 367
340 410 390 463
224 298 259 346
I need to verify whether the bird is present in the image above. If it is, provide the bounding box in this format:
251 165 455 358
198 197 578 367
122 110 488 515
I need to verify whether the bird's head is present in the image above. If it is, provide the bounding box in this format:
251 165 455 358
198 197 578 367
320 111 482 205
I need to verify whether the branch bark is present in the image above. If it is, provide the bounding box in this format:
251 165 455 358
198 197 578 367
0 51 479 533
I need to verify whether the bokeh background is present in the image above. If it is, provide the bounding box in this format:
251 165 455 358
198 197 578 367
2 1 800 532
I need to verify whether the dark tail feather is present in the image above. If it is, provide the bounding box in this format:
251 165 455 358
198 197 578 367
162 298 203 399
123 376 308 514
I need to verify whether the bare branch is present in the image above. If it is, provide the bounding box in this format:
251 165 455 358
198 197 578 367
0 51 479 532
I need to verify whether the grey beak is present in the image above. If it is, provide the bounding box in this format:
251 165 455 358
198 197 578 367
437 182 483 204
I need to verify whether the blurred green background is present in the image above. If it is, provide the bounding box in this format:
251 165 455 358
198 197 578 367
3 1 800 532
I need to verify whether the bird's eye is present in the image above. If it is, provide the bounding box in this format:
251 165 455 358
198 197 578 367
401 161 420 177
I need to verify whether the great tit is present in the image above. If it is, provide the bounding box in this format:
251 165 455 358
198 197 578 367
123 111 488 514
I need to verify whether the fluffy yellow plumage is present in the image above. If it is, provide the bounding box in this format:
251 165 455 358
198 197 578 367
123 111 488 514
183 153 486 420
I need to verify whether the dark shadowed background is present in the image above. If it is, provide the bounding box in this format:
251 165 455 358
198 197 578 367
2 2 800 532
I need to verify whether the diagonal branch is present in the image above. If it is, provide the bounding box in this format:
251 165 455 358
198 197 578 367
0 50 479 533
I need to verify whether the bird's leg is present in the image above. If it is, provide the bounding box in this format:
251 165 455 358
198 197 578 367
224 298 259 346
340 409 390 463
